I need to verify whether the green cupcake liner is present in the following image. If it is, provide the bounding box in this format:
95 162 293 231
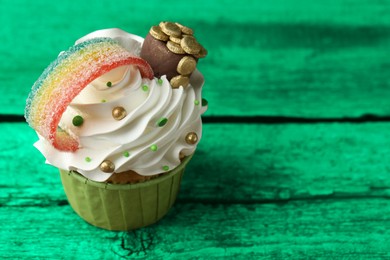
59 155 192 231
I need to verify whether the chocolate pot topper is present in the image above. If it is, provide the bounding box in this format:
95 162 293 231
140 22 207 88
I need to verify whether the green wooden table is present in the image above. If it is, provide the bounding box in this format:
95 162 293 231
2 0 390 259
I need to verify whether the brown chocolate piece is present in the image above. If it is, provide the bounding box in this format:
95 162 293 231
140 22 206 83
140 33 186 80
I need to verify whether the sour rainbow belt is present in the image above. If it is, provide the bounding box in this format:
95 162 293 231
25 38 154 152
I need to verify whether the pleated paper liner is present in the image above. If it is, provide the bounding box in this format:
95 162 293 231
60 155 192 231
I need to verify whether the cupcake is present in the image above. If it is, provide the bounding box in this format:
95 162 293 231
25 22 208 230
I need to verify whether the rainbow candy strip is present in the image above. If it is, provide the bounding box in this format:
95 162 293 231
25 38 153 152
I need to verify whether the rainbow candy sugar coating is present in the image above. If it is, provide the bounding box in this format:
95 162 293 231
25 38 154 152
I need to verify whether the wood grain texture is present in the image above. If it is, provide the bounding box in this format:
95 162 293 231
2 122 390 207
2 199 390 259
2 0 390 117
2 1 390 259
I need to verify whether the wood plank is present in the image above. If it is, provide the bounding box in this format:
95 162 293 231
2 1 390 117
1 198 390 258
2 122 390 206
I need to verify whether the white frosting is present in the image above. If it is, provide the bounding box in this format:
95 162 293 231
34 29 207 182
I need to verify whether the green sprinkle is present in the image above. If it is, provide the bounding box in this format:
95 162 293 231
150 144 158 151
72 115 84 127
123 151 130 157
142 85 149 92
157 78 163 85
85 157 92 162
162 165 170 171
194 99 200 106
106 81 112 87
157 117 168 127
201 98 208 106
101 99 107 103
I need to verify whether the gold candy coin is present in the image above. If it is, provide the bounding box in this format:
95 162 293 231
160 22 182 37
170 75 190 88
181 36 201 55
175 22 194 35
149 25 169 41
194 45 208 58
185 132 198 145
169 35 182 44
159 21 167 27
112 106 127 120
100 160 115 173
166 41 186 54
177 56 197 75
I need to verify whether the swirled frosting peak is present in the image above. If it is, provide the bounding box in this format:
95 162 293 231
34 29 207 182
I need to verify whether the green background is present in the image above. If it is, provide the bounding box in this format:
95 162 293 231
2 0 390 259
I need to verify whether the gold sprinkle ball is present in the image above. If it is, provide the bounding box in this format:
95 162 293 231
185 132 198 145
160 22 182 37
175 22 194 35
112 106 127 120
149 25 169 41
166 40 186 54
177 56 197 75
170 75 190 88
100 160 115 173
181 36 201 55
